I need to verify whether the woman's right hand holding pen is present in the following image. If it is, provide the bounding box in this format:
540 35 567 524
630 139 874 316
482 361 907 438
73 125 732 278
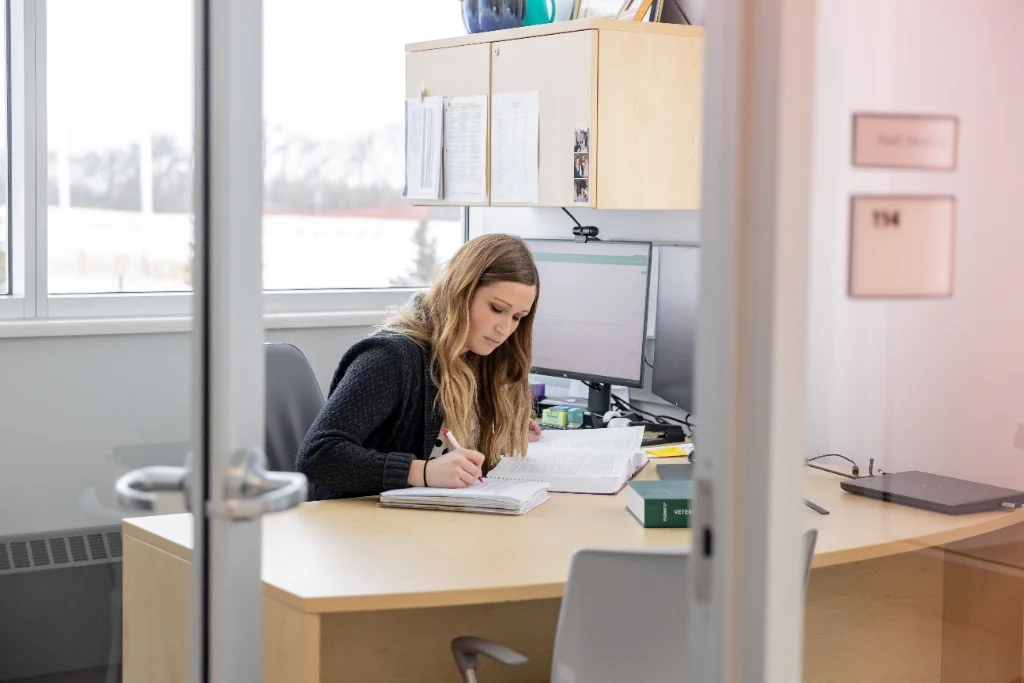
423 449 485 488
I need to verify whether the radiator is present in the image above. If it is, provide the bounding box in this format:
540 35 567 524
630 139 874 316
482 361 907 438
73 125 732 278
0 527 122 575
0 525 122 682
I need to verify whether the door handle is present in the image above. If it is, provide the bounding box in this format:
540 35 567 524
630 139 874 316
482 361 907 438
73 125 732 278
115 466 188 512
209 448 308 520
114 449 306 519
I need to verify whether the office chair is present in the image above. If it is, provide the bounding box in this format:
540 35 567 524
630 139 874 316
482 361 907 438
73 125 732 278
264 342 324 472
451 529 819 683
452 546 688 683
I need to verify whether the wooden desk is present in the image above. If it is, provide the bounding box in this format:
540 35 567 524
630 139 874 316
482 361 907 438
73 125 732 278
123 461 1024 683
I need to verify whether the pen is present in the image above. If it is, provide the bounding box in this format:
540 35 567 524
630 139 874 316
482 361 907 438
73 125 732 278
444 428 483 483
803 498 830 515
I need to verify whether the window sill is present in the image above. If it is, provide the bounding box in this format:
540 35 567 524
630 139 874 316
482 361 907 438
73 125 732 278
0 309 386 339
0 296 29 320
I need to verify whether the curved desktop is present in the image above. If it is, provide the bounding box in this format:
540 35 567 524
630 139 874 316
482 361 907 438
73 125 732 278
122 460 1024 683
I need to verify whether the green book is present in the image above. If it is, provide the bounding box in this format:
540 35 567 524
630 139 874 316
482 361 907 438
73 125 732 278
626 481 695 528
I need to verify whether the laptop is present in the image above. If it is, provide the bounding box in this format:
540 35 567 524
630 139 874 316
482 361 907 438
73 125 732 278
656 463 692 480
840 470 1024 515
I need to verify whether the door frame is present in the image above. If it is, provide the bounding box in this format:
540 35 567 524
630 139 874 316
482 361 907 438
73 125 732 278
689 1 819 681
189 1 267 681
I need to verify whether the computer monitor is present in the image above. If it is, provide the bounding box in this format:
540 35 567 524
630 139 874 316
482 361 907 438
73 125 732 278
526 239 652 414
651 245 699 412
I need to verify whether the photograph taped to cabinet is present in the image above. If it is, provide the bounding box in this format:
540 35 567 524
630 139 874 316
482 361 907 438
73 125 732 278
574 127 589 154
574 154 589 179
574 178 589 203
573 126 590 202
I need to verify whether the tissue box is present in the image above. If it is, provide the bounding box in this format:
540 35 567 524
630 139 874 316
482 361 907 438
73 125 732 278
541 406 570 427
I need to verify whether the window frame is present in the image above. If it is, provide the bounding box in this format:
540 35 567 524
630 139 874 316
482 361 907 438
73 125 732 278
1 0 9 299
0 0 467 325
0 0 38 321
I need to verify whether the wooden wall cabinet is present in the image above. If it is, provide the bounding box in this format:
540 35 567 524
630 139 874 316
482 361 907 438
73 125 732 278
405 19 704 210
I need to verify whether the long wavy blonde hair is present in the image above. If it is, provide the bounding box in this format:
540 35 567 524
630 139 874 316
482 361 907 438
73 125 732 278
381 234 539 469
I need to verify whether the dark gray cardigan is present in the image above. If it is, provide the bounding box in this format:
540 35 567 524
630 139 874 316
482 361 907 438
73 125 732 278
295 333 443 500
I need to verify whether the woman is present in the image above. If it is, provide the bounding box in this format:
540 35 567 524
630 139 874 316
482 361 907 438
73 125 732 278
296 233 543 500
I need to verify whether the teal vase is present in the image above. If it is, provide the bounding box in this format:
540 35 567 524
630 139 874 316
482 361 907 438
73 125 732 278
523 0 556 25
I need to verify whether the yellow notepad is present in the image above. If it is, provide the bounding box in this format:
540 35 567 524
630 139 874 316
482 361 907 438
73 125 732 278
645 444 693 458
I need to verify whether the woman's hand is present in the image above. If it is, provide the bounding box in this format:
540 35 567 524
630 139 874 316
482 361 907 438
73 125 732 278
528 419 542 443
424 449 485 488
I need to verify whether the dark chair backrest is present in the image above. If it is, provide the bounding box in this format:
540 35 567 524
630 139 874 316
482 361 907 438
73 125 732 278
264 343 324 472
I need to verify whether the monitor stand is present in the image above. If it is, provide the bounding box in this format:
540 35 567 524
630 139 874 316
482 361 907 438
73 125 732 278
587 383 612 416
555 383 612 429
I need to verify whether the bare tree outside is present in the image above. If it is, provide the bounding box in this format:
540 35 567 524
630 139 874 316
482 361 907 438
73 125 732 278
391 219 439 287
47 121 459 293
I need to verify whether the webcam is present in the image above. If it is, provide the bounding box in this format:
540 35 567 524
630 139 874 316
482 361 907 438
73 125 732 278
572 226 600 243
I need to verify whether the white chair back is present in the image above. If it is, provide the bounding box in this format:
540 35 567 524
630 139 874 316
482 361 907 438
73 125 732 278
549 529 817 683
551 546 690 683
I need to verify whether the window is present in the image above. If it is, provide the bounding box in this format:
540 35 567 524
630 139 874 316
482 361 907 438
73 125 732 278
46 0 194 295
261 0 465 290
16 0 468 316
1 4 9 296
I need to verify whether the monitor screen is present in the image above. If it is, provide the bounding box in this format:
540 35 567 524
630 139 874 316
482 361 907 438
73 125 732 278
527 239 652 388
651 246 699 411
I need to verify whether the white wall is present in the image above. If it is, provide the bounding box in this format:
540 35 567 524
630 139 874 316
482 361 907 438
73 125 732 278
806 0 1024 485
472 206 699 243
479 0 1024 490
0 325 372 538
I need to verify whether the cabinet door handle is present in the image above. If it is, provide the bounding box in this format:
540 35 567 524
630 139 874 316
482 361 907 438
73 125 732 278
493 46 500 56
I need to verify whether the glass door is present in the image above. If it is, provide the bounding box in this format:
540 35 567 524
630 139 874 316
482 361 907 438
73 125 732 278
189 1 308 679
693 2 1024 683
114 2 306 681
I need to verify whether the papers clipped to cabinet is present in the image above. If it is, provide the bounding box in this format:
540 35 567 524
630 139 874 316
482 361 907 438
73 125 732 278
402 91 540 204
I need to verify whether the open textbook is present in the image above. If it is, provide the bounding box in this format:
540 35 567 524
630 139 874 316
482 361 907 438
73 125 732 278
488 426 647 494
379 427 647 515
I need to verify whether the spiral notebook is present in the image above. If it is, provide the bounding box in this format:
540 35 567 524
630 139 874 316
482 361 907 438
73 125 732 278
379 480 550 515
